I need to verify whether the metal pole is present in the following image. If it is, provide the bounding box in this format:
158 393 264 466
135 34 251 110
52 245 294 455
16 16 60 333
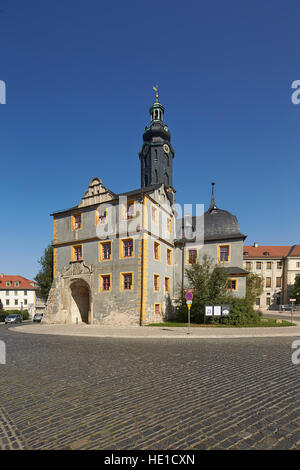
187 304 191 335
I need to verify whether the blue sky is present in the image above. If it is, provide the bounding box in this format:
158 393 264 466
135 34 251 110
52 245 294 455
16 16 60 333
1 0 300 279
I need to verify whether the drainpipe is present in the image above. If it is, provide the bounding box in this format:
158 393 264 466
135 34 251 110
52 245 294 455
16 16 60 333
140 190 145 326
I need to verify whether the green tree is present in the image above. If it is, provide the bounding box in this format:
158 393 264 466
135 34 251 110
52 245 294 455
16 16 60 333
246 273 264 305
176 255 230 323
290 274 300 304
35 244 53 300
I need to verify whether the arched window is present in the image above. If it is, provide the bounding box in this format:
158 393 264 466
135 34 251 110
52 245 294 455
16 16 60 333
144 175 148 186
164 172 169 185
155 169 158 183
144 156 147 168
154 149 158 162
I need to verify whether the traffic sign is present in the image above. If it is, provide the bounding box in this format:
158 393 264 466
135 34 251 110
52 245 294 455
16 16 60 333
185 292 193 301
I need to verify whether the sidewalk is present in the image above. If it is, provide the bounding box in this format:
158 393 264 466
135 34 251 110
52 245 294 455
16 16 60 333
11 321 300 339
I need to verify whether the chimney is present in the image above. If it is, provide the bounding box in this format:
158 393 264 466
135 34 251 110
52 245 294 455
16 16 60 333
253 242 259 248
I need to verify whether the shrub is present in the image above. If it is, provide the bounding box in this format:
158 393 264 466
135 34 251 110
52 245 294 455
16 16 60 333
221 298 261 326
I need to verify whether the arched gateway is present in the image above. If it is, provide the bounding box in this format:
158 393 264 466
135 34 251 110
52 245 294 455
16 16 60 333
42 261 94 324
70 280 91 324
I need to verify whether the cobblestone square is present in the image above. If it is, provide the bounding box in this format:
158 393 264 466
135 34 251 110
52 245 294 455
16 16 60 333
0 325 300 450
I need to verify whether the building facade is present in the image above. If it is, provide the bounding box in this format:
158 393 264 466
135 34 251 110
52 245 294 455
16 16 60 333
243 244 300 309
0 274 37 317
43 93 248 326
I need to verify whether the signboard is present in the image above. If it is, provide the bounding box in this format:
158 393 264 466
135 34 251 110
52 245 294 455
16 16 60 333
205 306 213 316
222 305 230 316
290 299 296 302
213 306 221 316
205 305 231 317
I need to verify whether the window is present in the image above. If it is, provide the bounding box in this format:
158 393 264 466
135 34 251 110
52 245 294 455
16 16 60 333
167 249 172 266
266 262 272 269
167 218 172 233
72 245 82 261
154 242 161 261
266 277 271 288
121 273 133 291
227 279 237 291
121 239 134 258
6 281 11 287
5 291 9 296
219 245 230 262
255 298 260 306
152 206 158 224
297 262 300 268
245 262 252 271
72 213 82 230
154 303 161 315
14 281 20 287
276 277 281 288
97 209 107 225
277 262 282 269
165 277 170 292
124 201 135 220
256 262 262 270
154 274 160 292
14 299 18 306
14 291 18 296
100 241 112 261
24 299 27 305
24 290 27 296
100 274 111 292
187 249 197 265
266 297 271 306
6 300 9 306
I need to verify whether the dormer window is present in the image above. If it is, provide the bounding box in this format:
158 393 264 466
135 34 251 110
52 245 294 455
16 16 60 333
6 281 11 287
263 251 270 256
14 281 19 287
244 251 249 256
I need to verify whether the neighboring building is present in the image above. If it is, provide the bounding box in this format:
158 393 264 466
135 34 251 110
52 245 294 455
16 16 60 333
175 183 248 298
243 244 300 309
43 92 248 326
0 274 37 317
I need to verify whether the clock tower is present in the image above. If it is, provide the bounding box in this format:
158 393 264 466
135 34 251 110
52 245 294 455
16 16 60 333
139 90 175 198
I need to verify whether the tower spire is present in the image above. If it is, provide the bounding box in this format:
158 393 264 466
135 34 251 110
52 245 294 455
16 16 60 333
153 85 159 101
209 182 217 211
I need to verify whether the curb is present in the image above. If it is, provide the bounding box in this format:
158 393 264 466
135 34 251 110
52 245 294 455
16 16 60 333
9 324 300 340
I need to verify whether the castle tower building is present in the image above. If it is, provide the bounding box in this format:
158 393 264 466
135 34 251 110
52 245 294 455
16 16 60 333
139 89 175 201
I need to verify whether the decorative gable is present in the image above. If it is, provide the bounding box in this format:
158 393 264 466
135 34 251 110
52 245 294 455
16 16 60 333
78 178 115 208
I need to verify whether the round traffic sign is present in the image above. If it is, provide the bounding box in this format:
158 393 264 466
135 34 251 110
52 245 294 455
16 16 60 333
185 292 193 301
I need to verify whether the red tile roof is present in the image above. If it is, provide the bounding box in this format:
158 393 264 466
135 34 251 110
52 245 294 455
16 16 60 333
243 246 291 258
290 245 300 256
0 274 37 290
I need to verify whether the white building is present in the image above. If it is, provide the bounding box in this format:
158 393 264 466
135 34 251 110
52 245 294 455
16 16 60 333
0 274 37 318
243 244 300 309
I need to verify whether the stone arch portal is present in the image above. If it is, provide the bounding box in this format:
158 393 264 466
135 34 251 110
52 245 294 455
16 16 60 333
70 280 91 324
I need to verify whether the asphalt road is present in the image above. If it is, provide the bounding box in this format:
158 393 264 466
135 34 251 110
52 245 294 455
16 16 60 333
0 324 300 450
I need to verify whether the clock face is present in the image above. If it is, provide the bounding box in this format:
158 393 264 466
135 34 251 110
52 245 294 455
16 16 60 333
163 144 170 154
143 145 149 155
164 125 169 132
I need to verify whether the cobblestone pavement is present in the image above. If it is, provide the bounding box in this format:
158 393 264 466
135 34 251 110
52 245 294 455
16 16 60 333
0 324 300 450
